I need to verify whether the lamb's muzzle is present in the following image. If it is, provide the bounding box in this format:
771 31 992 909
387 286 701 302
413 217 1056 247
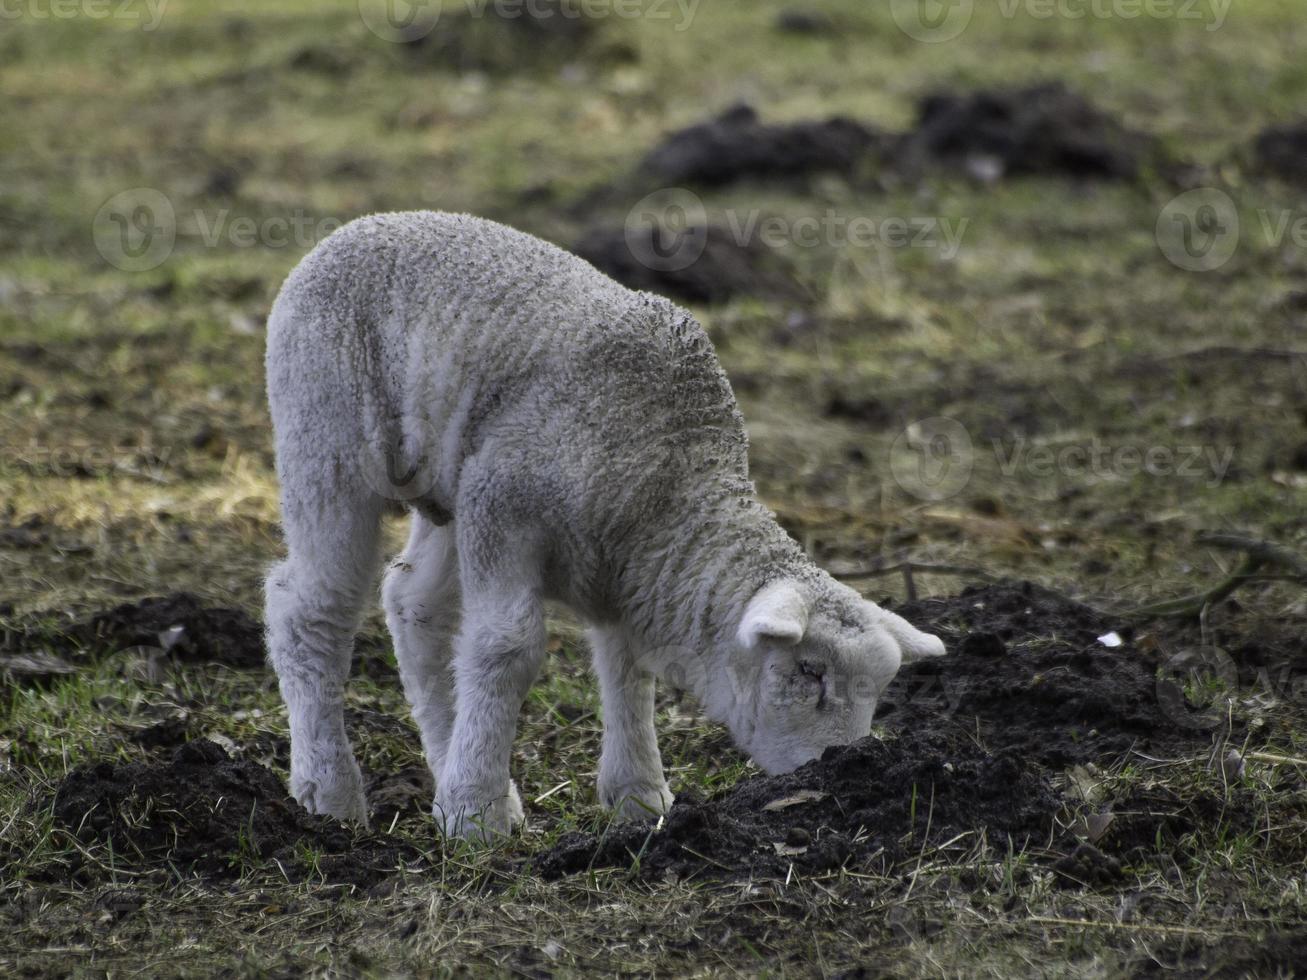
263 211 946 839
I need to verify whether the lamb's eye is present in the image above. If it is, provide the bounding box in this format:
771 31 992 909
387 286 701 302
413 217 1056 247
798 660 825 682
797 660 829 709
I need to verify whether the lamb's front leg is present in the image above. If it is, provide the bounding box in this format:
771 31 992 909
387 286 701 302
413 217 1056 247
590 625 674 821
436 588 546 840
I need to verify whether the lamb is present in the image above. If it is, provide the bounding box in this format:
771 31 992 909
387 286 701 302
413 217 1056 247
263 211 946 839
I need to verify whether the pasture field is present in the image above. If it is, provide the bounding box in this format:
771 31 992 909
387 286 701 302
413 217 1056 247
2 0 1306 975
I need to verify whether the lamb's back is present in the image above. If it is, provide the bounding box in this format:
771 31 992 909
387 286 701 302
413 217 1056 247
267 212 750 525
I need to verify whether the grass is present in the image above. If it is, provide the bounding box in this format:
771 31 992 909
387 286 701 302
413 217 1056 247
3 0 1307 974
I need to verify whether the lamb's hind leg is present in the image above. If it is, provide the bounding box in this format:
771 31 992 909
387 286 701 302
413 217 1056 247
265 488 382 825
436 576 545 839
435 477 549 839
382 514 460 791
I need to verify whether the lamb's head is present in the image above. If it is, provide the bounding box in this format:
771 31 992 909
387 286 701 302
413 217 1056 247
722 578 946 775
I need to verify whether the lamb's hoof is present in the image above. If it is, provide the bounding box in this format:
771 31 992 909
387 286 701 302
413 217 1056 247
600 779 674 822
436 781 525 841
290 754 369 827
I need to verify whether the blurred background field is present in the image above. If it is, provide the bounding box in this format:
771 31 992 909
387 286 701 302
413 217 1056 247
3 0 1307 617
2 1 1307 975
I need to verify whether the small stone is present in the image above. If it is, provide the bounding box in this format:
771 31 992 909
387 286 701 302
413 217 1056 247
785 826 812 848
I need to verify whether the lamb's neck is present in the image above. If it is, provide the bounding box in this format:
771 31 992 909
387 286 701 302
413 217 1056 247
617 489 813 682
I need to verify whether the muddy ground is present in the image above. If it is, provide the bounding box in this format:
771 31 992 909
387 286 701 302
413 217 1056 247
49 740 423 888
8 581 1303 975
543 582 1304 885
634 82 1166 192
24 584 1305 897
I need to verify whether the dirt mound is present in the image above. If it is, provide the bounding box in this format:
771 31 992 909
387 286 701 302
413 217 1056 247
4 594 400 677
895 83 1156 181
395 0 626 75
639 104 883 186
572 223 804 305
1254 121 1307 183
50 740 423 885
630 85 1160 189
539 581 1235 881
539 727 1057 880
886 581 1184 767
69 593 265 668
774 9 838 35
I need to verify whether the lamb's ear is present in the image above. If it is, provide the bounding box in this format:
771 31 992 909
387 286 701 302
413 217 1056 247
874 606 947 663
737 580 810 650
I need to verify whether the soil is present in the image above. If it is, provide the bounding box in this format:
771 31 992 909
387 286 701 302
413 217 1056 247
538 582 1268 883
572 223 805 305
126 714 195 750
67 593 265 668
884 581 1182 768
537 726 1060 880
1131 930 1307 979
893 83 1157 181
1254 121 1307 183
4 592 396 676
639 104 883 187
628 85 1162 191
32 583 1302 894
49 740 424 887
0 515 50 550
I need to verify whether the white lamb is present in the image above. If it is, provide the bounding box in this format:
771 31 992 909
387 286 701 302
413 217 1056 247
264 211 946 838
